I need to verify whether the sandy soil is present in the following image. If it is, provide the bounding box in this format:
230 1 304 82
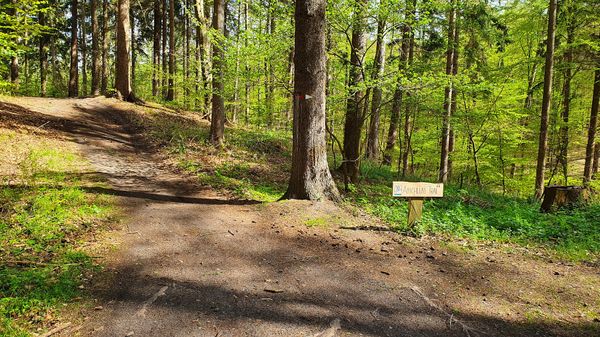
1 96 598 337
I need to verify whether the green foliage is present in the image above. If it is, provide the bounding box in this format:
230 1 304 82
351 163 600 262
0 140 112 336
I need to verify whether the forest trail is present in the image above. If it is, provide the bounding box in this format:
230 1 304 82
2 97 596 337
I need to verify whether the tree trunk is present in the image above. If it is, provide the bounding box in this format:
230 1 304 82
162 0 168 98
39 10 48 97
584 68 600 184
244 1 250 125
593 142 599 176
81 0 88 95
366 17 386 160
194 0 209 112
283 0 340 202
91 0 101 95
101 0 109 93
534 0 557 200
185 0 191 109
232 0 242 123
383 1 412 166
341 0 368 183
130 5 136 92
68 0 79 97
558 5 575 185
439 0 457 183
401 0 416 177
210 0 225 146
115 0 132 101
152 0 161 97
166 0 175 100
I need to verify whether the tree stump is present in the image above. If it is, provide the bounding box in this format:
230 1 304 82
540 186 590 213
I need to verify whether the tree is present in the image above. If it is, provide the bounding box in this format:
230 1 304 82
101 0 109 93
152 0 161 97
115 0 133 101
366 14 386 160
341 0 368 183
209 0 225 146
439 0 458 183
166 0 175 100
68 0 79 97
283 0 340 201
91 0 101 95
583 68 600 184
39 7 48 97
534 0 557 200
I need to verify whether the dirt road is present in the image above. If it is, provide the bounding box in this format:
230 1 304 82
2 97 597 337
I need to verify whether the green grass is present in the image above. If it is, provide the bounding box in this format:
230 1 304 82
351 161 600 262
0 142 112 336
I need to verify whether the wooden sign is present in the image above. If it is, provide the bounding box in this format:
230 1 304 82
392 182 444 198
392 182 444 227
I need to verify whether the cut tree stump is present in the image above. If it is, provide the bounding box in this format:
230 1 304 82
540 185 590 213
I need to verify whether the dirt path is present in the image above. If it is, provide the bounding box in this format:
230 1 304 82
2 97 598 337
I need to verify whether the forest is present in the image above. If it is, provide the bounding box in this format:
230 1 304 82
2 0 600 197
1 0 600 336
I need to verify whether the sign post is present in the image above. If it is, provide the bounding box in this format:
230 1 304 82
392 182 444 227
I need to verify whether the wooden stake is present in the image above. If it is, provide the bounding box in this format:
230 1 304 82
407 197 423 227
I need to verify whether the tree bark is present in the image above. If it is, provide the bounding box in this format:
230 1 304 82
39 10 49 97
283 0 340 202
439 0 457 183
558 4 575 185
130 5 136 92
401 0 416 177
583 68 600 184
91 0 101 95
115 0 132 101
185 0 191 109
81 0 88 94
341 0 368 183
101 0 109 93
210 0 225 146
366 17 386 160
68 0 79 97
152 0 161 97
166 0 175 101
162 0 168 98
534 0 557 200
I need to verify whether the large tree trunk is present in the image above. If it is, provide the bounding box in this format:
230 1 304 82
115 0 132 101
68 0 79 97
341 0 368 183
210 0 225 146
152 0 161 97
101 0 109 93
534 0 557 200
39 10 48 97
366 17 386 160
91 0 101 95
166 0 175 101
439 0 457 183
195 0 211 112
283 0 340 202
584 68 600 184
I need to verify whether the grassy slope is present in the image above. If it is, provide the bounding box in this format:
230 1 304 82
119 102 600 263
0 128 113 336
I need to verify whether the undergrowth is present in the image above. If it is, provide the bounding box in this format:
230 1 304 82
0 131 112 336
127 105 600 262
